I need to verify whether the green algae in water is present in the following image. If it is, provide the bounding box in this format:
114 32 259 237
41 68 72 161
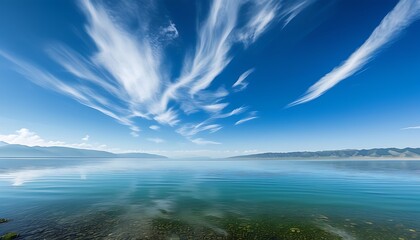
108 216 343 240
0 232 19 240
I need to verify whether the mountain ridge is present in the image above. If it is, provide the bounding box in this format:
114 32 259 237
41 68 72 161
0 143 166 158
231 147 420 159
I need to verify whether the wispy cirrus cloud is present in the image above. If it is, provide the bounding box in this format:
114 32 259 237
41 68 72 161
190 138 221 145
149 125 160 131
288 0 420 107
177 122 222 137
0 51 141 136
235 116 258 125
233 68 254 92
237 0 279 46
401 126 420 130
1 0 313 145
147 138 165 144
235 111 258 125
161 0 311 110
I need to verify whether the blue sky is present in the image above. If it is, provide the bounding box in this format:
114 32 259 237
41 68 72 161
1 0 420 158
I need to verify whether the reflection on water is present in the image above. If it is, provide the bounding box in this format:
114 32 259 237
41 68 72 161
0 159 419 239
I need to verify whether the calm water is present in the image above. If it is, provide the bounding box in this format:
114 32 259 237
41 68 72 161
0 159 419 240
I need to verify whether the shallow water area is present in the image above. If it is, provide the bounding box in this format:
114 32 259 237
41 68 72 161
0 158 419 239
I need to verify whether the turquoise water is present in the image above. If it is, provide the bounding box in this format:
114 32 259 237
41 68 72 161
0 159 419 239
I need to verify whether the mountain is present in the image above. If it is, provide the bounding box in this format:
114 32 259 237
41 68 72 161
0 144 166 158
231 147 420 159
0 141 8 147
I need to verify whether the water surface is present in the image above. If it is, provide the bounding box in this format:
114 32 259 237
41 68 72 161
0 159 419 239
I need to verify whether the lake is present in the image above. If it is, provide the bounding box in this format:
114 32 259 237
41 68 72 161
0 159 419 239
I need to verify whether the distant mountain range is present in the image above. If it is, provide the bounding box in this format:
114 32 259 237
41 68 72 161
0 142 166 158
231 148 420 159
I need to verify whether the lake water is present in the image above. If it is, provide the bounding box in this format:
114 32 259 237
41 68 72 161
0 159 419 239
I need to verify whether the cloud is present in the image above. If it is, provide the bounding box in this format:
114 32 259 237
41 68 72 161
0 128 64 147
237 1 279 46
401 126 420 130
158 0 311 114
154 108 179 126
147 138 165 144
177 122 222 137
202 103 229 113
82 135 90 141
190 138 221 145
0 51 140 136
281 0 315 28
149 125 160 130
232 68 254 92
235 111 258 125
160 20 179 41
288 0 420 107
0 128 112 151
0 0 313 143
175 106 245 140
130 131 139 137
81 0 163 104
235 116 258 125
162 0 281 102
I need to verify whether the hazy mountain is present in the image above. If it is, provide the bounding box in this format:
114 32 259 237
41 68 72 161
0 141 8 147
0 144 166 158
231 148 420 159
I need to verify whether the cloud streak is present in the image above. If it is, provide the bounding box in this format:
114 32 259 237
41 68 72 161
235 111 258 125
147 138 165 144
235 116 258 125
288 0 420 107
149 125 160 131
401 126 420 130
190 138 221 145
233 68 254 92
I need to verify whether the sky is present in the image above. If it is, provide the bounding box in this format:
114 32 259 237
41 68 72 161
0 0 420 158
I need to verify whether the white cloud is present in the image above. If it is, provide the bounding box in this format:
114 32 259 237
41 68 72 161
147 138 165 144
81 0 162 104
235 111 258 125
162 0 282 102
175 106 245 138
177 122 222 137
214 107 247 119
238 1 279 46
149 125 160 130
0 51 140 136
190 138 221 145
0 128 111 151
232 68 254 92
130 131 139 138
401 126 420 130
0 128 64 147
160 21 179 41
288 0 420 107
156 0 312 119
202 103 229 113
82 135 90 141
154 108 179 126
281 0 315 28
235 116 258 125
